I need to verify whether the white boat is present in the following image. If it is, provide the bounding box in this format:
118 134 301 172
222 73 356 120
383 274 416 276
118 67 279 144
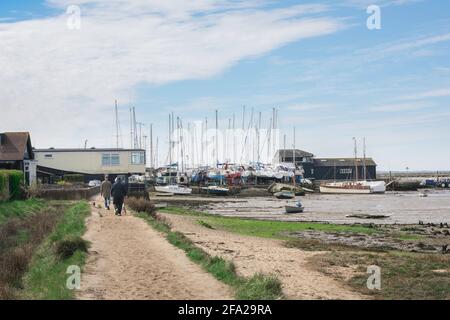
155 185 192 195
319 181 386 194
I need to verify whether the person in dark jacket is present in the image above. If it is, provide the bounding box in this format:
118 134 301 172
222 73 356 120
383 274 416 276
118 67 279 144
111 177 128 216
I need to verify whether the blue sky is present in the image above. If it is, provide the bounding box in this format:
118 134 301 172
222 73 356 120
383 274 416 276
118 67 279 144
1 0 450 170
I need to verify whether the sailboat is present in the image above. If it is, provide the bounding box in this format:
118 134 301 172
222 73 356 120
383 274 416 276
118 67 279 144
319 138 386 194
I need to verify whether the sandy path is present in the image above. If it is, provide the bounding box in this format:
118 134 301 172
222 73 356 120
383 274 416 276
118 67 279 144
162 213 366 300
76 197 232 300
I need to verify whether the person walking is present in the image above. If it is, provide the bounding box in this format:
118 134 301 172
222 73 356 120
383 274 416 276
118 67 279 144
111 176 128 216
100 175 112 210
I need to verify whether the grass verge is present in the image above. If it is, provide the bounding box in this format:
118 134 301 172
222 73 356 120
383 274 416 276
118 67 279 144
137 212 283 300
0 198 48 225
21 201 91 299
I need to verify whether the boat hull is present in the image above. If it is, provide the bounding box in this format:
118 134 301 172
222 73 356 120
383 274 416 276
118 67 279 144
285 206 304 214
319 186 371 194
155 185 192 195
274 192 295 199
319 181 386 194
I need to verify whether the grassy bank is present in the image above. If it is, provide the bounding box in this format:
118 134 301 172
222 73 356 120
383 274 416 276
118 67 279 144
0 198 47 225
137 212 283 300
21 201 91 299
161 206 450 300
0 199 65 299
159 206 379 239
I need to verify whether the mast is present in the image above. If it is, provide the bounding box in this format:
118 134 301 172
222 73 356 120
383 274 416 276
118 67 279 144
215 109 219 167
353 137 359 181
129 107 133 148
155 136 159 168
132 107 138 149
293 126 296 186
232 113 236 164
150 123 153 168
363 137 367 181
205 117 208 167
257 111 261 163
114 100 119 148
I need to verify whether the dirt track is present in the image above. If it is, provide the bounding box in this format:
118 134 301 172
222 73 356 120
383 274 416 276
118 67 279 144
162 213 365 300
76 198 232 300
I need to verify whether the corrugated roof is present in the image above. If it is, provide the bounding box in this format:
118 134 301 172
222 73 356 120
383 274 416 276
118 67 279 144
313 158 377 167
0 132 32 161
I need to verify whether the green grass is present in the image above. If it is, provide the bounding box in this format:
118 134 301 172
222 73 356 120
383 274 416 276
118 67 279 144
21 201 91 299
0 198 47 225
160 206 379 239
138 212 283 300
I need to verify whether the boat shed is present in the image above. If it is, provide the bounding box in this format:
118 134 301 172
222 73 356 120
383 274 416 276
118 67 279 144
312 158 377 181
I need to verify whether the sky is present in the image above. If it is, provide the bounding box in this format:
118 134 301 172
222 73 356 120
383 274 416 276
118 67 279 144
1 0 449 171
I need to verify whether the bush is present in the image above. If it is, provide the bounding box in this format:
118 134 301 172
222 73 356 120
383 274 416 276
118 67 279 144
55 237 89 260
126 197 156 217
0 172 9 201
8 170 24 200
0 170 24 201
63 174 84 183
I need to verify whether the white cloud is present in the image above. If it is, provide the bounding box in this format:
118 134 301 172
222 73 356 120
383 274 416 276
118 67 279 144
0 0 344 148
399 88 450 100
369 102 430 112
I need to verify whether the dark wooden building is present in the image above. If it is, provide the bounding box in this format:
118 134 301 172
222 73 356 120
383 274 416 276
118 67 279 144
312 158 377 181
0 132 36 185
274 149 378 181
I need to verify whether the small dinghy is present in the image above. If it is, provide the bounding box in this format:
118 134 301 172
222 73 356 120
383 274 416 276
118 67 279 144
285 201 304 214
274 191 295 199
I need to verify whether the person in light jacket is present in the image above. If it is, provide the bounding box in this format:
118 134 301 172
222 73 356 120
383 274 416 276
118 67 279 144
100 175 112 210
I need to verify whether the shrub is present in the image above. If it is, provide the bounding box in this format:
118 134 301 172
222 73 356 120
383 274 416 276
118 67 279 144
0 172 9 201
64 174 84 183
236 273 283 300
0 170 24 201
55 237 89 260
126 197 156 217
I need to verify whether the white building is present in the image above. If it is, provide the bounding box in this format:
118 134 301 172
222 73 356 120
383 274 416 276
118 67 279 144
34 148 146 182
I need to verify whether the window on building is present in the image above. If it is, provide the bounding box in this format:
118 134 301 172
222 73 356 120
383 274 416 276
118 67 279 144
102 153 120 166
131 152 145 165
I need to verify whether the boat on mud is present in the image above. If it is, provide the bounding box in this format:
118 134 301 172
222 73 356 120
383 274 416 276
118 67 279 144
201 185 229 196
319 181 386 194
274 191 295 199
154 185 192 195
285 201 304 214
268 182 312 196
